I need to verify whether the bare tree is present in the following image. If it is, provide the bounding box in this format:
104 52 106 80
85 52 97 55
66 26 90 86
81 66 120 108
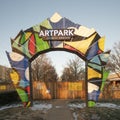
106 41 120 77
61 67 73 81
31 54 58 82
61 56 85 81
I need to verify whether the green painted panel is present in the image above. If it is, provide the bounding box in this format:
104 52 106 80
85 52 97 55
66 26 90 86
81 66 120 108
16 88 28 102
35 33 50 52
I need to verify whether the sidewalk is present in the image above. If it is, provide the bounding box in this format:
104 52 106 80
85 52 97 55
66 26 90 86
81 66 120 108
45 100 73 120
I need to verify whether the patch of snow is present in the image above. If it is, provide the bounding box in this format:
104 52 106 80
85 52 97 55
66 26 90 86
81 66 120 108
55 106 62 108
68 102 120 109
96 103 120 109
73 112 79 120
68 103 86 108
31 103 52 111
0 103 22 111
0 102 52 111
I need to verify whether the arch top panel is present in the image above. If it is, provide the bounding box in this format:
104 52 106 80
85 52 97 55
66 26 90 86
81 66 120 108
11 12 102 61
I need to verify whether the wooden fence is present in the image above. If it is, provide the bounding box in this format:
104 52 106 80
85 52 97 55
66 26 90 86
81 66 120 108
112 89 120 99
0 83 15 93
33 81 85 100
1 80 120 100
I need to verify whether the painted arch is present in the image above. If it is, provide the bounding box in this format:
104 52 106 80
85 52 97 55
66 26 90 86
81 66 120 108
6 13 110 107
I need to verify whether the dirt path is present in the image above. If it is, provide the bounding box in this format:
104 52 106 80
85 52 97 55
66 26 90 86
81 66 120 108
45 99 73 120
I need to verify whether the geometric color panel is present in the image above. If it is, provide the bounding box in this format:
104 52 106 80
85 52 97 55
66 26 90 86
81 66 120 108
88 63 102 71
88 67 102 80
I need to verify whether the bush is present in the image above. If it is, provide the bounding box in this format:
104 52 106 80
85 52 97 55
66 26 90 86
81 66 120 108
0 91 20 106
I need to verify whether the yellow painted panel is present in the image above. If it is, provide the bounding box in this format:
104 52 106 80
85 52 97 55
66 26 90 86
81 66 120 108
25 32 32 40
10 69 20 85
98 37 105 51
88 67 101 80
65 33 97 54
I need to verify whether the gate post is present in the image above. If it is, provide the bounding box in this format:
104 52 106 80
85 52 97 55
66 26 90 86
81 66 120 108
85 61 88 107
29 60 33 107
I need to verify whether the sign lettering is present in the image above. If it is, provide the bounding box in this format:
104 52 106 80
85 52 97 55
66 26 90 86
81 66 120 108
39 29 74 40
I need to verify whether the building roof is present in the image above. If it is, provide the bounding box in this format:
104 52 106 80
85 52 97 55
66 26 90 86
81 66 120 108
107 72 120 81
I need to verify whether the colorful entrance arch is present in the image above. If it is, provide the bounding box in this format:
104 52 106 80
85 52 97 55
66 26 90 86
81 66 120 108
6 13 110 107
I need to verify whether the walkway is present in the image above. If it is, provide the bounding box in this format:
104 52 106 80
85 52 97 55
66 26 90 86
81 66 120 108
45 100 73 120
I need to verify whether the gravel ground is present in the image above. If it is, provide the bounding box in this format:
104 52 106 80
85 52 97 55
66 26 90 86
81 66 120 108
0 107 45 120
72 107 120 120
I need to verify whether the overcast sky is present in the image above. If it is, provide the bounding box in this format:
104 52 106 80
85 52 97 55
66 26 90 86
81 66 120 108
0 0 120 75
